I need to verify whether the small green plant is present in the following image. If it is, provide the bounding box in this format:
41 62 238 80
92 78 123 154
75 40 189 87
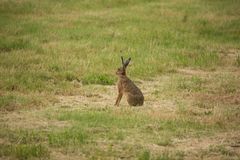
138 150 150 160
156 137 172 146
64 71 78 81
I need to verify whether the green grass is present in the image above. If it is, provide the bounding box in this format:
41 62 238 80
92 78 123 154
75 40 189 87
0 0 240 159
0 93 52 111
0 144 49 160
177 76 205 92
1 0 239 96
138 150 151 160
0 106 225 159
82 73 115 85
48 108 222 151
0 94 30 111
48 128 88 147
138 150 185 160
55 108 220 133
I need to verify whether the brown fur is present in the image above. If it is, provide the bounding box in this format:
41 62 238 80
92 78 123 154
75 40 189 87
115 57 144 106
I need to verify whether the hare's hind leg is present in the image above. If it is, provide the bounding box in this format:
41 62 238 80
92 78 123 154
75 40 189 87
115 93 123 106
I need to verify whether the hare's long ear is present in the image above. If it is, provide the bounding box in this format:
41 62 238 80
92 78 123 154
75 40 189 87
121 56 124 67
124 58 131 68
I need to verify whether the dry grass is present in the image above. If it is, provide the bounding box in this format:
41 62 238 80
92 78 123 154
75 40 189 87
1 68 240 159
1 0 240 159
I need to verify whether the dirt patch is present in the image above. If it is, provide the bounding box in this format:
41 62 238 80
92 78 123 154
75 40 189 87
177 68 212 76
0 110 71 130
51 149 87 160
195 93 240 105
173 131 240 159
56 85 117 108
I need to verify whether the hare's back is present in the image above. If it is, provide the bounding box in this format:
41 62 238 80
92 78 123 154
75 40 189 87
123 79 144 106
123 79 142 95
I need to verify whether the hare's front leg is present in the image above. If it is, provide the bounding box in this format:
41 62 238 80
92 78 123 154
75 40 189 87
115 92 123 106
115 83 123 106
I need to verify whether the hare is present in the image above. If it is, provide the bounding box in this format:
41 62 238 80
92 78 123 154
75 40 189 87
115 57 144 106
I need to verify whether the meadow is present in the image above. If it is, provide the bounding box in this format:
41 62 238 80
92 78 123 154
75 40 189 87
0 0 240 159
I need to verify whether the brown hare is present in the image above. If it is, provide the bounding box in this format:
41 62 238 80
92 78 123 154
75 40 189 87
115 57 144 106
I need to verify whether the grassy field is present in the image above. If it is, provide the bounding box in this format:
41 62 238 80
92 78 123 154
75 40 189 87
0 0 240 159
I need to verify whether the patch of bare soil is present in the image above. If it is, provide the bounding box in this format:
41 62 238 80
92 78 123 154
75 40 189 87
195 93 240 105
177 131 239 153
0 110 71 130
219 48 240 67
177 68 212 76
56 85 117 108
51 149 87 160
142 131 240 160
177 68 240 77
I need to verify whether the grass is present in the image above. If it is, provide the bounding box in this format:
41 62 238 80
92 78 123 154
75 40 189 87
1 72 239 159
199 145 238 159
177 76 205 92
0 94 35 111
48 128 88 147
0 99 239 159
0 103 231 159
1 0 239 95
0 144 49 160
55 108 221 135
138 150 185 160
0 0 240 159
0 106 225 159
0 92 55 111
82 73 115 85
209 145 234 156
138 150 151 160
236 54 240 67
